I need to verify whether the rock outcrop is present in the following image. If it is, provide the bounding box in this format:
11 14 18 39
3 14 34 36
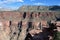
0 5 60 40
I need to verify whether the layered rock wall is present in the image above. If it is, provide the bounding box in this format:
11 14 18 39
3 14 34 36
0 11 60 40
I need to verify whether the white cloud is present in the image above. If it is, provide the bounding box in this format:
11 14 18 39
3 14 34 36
19 0 24 2
34 2 45 5
0 0 24 10
7 0 24 2
0 0 24 6
0 0 24 4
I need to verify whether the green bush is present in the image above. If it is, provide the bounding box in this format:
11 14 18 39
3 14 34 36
54 32 60 40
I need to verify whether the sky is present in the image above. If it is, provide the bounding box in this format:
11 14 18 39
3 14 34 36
0 0 60 10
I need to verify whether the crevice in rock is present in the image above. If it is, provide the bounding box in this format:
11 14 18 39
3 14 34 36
27 22 32 32
23 12 26 19
9 21 19 40
9 21 12 40
17 21 22 40
30 12 33 19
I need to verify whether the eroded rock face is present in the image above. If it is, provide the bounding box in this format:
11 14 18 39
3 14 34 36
0 21 10 40
56 21 60 32
0 11 60 40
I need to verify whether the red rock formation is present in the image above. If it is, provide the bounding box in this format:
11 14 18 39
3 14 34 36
0 11 60 40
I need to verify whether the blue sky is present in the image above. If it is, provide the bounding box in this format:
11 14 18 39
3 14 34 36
0 0 60 10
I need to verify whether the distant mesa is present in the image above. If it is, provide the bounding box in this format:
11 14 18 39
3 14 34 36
0 5 60 11
18 5 60 12
18 5 49 12
49 6 60 11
